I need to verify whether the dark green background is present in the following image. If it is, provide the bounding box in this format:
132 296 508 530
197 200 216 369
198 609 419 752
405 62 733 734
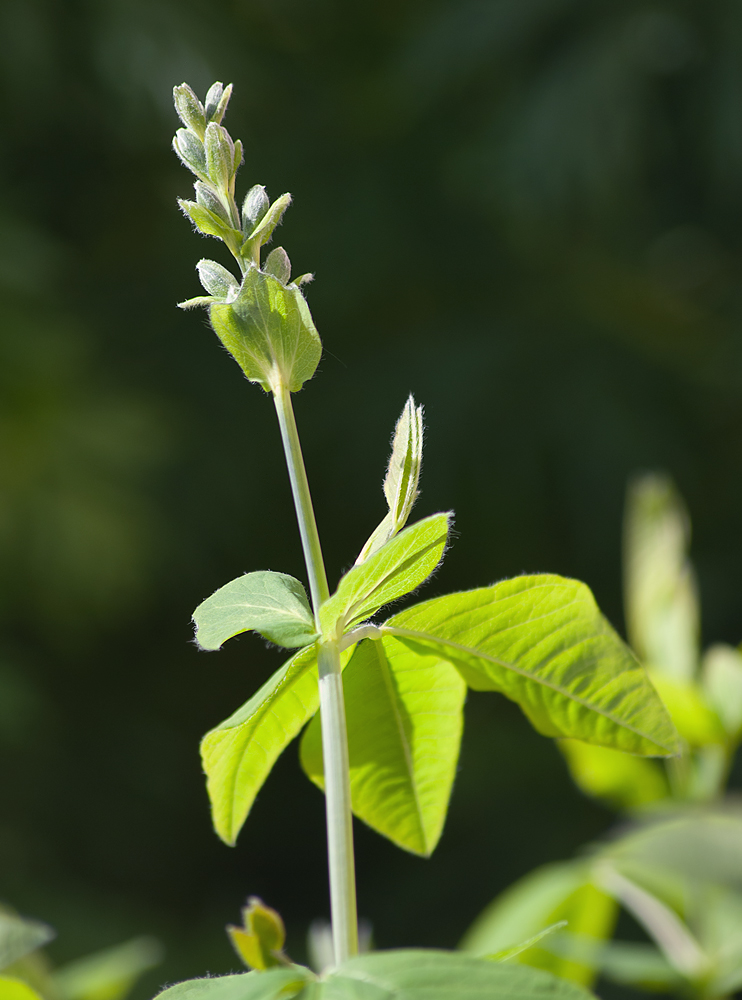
2 0 742 995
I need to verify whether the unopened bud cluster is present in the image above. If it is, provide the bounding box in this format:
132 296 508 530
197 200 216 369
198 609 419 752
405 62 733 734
173 82 310 307
173 81 321 394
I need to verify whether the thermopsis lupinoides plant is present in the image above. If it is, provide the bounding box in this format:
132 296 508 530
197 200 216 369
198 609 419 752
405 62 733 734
155 81 680 999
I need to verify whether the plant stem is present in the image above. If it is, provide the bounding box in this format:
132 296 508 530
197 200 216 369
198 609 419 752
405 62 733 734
272 380 359 965
273 381 329 612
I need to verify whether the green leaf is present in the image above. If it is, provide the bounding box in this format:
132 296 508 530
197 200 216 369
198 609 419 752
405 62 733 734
487 923 567 962
461 860 617 987
208 267 322 393
327 950 596 999
178 200 240 243
193 571 317 650
300 635 466 856
385 576 680 755
246 194 292 249
559 739 669 811
623 474 699 684
646 671 725 748
0 978 45 1000
154 969 312 1000
357 397 423 564
593 941 681 989
227 898 287 971
53 937 162 1000
703 644 742 739
201 645 321 845
319 514 451 638
0 912 54 972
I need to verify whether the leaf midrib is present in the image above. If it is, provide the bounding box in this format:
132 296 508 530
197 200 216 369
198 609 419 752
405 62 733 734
383 626 674 753
371 639 427 853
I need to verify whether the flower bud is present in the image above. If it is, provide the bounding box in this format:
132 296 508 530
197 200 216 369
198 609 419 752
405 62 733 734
173 128 207 180
173 84 206 139
264 247 291 285
205 122 234 191
205 82 233 123
242 185 269 234
197 259 240 299
194 181 231 224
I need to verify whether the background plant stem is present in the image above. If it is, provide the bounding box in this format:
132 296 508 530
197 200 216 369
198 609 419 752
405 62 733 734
273 380 359 965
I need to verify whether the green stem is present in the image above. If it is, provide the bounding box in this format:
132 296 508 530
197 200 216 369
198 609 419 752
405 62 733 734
273 382 329 612
272 380 358 965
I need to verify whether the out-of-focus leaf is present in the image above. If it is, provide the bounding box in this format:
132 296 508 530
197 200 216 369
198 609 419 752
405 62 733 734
385 576 679 755
596 864 708 979
461 860 617 986
208 268 322 393
703 644 742 740
624 474 699 684
193 571 317 650
319 514 451 637
0 913 54 972
201 645 320 845
328 949 596 999
0 977 45 1000
300 635 466 856
487 923 567 962
559 739 669 811
552 938 682 990
647 672 725 747
227 898 287 971
153 969 312 1000
53 936 162 1000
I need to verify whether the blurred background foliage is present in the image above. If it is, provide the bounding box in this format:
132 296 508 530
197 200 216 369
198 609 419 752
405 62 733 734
2 0 742 997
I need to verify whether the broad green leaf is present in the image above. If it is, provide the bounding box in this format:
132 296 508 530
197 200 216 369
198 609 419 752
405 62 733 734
300 635 466 856
357 398 424 564
154 969 312 1000
0 978 45 1000
54 937 162 1000
461 860 617 987
327 949 596 1000
623 474 699 684
201 646 320 845
209 268 322 393
559 739 669 811
0 913 54 972
703 644 742 740
193 571 317 650
320 514 450 637
385 576 679 755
